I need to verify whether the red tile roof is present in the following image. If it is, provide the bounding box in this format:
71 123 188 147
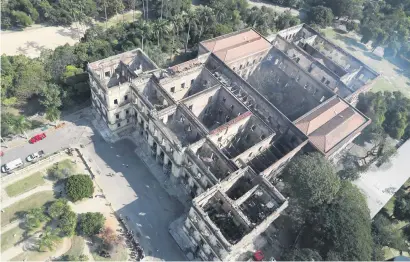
294 97 367 153
201 29 272 63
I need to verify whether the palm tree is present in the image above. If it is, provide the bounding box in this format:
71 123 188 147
212 2 227 23
196 6 215 41
170 14 184 59
139 21 153 51
11 115 31 139
37 227 61 252
45 107 61 124
184 10 197 53
153 19 169 47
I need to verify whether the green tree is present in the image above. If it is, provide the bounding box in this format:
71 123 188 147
282 248 323 261
45 107 61 124
37 226 61 251
40 84 62 109
337 167 360 181
183 9 197 53
284 152 341 207
307 181 373 261
59 210 77 236
356 92 387 127
308 6 334 28
11 115 31 139
25 207 49 232
153 19 170 47
244 6 276 35
62 65 84 85
393 193 410 221
1 55 49 103
42 45 79 82
47 162 74 180
372 213 408 251
66 174 94 202
195 6 216 41
48 199 70 219
11 10 33 26
325 0 364 20
78 212 105 236
276 10 300 30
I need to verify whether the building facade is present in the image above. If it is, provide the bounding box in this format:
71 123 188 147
88 24 378 260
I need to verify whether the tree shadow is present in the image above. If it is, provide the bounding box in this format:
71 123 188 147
56 26 84 40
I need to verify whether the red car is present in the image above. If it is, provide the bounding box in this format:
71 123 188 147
29 133 46 144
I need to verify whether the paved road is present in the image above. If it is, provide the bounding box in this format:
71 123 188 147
1 115 91 169
83 138 185 261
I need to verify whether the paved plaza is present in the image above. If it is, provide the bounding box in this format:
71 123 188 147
82 138 186 260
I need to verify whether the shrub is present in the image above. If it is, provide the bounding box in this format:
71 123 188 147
47 166 72 180
100 227 124 252
65 175 94 202
48 199 70 219
77 212 105 236
59 210 77 236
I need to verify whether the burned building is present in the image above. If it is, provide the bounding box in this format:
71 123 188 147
88 24 377 260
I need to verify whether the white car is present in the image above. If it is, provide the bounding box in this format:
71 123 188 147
26 150 45 162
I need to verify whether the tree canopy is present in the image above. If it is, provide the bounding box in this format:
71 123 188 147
357 91 410 140
282 248 323 261
308 6 334 28
283 152 341 207
393 193 410 221
66 174 94 202
304 181 373 261
78 212 105 236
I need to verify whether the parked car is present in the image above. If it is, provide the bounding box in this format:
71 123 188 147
1 158 24 173
26 150 45 162
29 133 46 144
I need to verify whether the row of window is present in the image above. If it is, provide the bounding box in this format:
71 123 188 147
232 57 263 71
170 79 195 93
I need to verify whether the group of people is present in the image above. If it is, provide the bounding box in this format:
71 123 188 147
119 215 145 261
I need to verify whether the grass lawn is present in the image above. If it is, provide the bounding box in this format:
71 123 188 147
96 10 141 28
371 77 401 94
320 27 337 39
319 27 410 99
384 247 410 260
1 191 55 227
62 235 85 258
5 172 46 197
1 226 25 252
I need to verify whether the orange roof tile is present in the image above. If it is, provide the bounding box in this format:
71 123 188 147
295 97 348 135
201 29 271 63
294 97 367 153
